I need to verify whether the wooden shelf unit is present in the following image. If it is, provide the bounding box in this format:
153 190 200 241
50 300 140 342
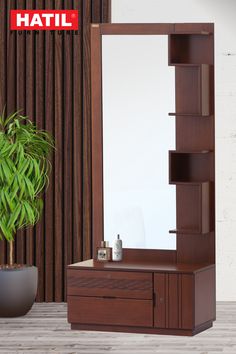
169 181 211 235
168 33 213 65
67 23 215 338
169 151 213 183
169 64 210 117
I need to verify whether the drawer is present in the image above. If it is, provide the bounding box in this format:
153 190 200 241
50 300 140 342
67 269 152 299
68 295 153 327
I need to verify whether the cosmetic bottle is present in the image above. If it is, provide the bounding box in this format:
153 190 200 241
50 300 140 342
96 241 112 262
112 234 123 261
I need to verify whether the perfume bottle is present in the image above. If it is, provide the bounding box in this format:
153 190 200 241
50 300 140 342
96 241 112 262
112 234 123 261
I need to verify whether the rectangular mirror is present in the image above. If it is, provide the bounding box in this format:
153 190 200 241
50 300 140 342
102 35 176 250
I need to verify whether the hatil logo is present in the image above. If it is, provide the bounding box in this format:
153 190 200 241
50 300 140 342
10 10 79 30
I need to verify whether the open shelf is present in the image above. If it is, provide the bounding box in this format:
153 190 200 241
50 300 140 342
168 34 213 65
170 181 211 235
169 150 213 184
169 64 210 117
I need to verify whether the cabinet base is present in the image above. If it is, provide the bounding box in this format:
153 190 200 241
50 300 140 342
71 320 213 336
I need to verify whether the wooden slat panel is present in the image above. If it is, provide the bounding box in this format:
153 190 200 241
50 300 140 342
63 0 73 300
154 273 166 328
44 0 55 302
54 0 64 302
0 0 7 265
16 0 26 266
25 0 35 267
72 0 83 264
82 0 92 260
6 0 17 265
0 0 110 301
35 0 45 302
168 274 179 329
181 274 194 329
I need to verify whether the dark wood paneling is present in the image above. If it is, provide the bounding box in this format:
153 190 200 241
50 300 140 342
168 274 179 328
68 296 153 327
181 274 194 329
67 269 152 299
0 0 110 301
154 273 166 328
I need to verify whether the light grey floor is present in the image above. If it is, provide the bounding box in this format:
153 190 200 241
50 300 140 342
0 302 235 354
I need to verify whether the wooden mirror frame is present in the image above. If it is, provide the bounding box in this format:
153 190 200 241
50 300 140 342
90 23 215 266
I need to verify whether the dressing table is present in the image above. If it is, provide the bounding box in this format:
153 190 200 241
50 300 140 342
67 23 215 336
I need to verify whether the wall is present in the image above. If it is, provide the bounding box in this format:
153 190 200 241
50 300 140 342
0 0 110 302
112 0 236 301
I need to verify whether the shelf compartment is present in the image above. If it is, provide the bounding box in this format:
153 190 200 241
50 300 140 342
169 151 213 184
170 182 211 235
169 64 210 117
168 34 213 65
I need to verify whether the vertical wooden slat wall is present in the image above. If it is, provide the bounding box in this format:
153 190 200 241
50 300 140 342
0 0 111 302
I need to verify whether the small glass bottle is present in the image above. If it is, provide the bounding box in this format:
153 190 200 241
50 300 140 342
112 234 123 261
96 241 112 262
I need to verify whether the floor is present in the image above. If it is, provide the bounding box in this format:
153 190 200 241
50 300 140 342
0 302 235 354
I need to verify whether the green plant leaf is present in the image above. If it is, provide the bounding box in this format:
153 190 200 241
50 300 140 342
0 108 54 244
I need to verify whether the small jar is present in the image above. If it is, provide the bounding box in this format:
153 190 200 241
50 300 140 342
96 241 112 262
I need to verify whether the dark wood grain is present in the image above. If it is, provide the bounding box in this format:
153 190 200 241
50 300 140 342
0 0 111 302
68 296 153 327
44 0 55 302
54 0 64 302
67 269 152 299
6 0 17 266
35 0 45 302
68 259 214 274
195 266 216 326
82 0 93 261
100 23 175 35
167 274 179 328
0 0 7 265
63 0 73 301
91 25 103 258
25 0 35 268
72 320 213 336
181 274 194 329
154 273 166 328
15 0 26 267
78 22 215 336
72 0 83 264
67 265 215 335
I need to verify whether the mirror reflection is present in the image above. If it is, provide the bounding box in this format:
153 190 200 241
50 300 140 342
102 35 176 250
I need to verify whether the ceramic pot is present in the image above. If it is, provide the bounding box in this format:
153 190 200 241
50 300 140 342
0 266 38 317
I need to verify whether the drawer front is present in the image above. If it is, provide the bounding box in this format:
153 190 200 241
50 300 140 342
68 296 153 327
67 269 152 299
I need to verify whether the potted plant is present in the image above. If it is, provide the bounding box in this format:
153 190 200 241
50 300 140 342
0 110 54 317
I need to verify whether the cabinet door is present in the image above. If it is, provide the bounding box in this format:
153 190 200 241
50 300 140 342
154 273 194 329
154 273 166 328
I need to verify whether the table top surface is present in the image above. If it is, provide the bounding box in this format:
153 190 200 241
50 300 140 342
68 259 214 274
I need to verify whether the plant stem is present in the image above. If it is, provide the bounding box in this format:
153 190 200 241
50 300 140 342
9 240 14 266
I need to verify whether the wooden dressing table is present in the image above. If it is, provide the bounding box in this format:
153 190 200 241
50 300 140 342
67 23 215 336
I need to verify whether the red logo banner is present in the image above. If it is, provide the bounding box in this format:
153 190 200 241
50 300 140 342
10 10 79 30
